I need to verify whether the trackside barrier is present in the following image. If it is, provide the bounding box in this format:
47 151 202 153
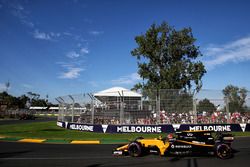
245 123 250 132
57 121 250 133
67 122 104 133
178 124 243 132
57 121 65 128
105 124 174 133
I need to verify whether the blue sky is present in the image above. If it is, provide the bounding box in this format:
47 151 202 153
1 0 250 101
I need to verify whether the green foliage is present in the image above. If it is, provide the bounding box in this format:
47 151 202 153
5 81 10 92
139 89 193 113
159 90 193 113
131 22 206 92
27 91 40 100
0 91 52 109
172 92 193 113
0 92 19 109
222 85 248 112
197 98 216 113
17 95 29 108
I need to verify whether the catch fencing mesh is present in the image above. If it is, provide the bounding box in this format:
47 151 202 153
56 89 250 125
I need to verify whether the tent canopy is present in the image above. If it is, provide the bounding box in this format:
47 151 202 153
94 87 142 97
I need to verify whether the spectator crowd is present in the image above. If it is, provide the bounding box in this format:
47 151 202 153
75 110 250 125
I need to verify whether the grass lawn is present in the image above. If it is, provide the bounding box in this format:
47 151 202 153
0 121 160 141
0 121 249 141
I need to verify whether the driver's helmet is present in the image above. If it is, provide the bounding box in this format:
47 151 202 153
167 133 173 139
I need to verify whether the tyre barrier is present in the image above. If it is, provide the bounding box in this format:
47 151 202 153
57 121 250 133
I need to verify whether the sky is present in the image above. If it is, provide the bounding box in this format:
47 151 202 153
1 0 250 101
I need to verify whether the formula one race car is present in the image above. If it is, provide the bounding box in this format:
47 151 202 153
112 131 234 159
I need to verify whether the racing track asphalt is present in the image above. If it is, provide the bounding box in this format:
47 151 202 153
0 137 250 167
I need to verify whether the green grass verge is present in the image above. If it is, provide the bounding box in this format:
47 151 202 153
0 137 23 141
0 121 160 141
232 131 250 136
0 121 249 141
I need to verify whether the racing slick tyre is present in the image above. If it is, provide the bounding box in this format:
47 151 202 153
215 143 232 159
128 141 143 157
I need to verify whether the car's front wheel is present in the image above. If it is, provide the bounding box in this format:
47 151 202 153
216 143 232 159
128 141 143 157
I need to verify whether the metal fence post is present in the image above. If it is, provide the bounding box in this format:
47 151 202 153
91 98 94 124
156 90 160 125
58 97 65 122
119 91 124 125
69 95 75 123
59 103 62 121
120 101 124 124
88 93 95 124
63 103 66 122
225 97 230 123
193 98 197 124
56 98 60 121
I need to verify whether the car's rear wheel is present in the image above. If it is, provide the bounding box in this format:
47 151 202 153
216 143 232 159
128 141 143 157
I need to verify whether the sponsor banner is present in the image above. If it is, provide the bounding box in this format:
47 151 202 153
173 124 181 131
102 125 109 133
240 124 246 132
171 144 192 149
179 124 243 132
106 124 175 133
245 124 250 132
58 122 249 133
66 123 103 133
56 121 65 128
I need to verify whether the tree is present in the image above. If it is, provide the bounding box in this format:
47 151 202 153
17 94 30 109
0 91 19 109
222 85 248 112
46 94 49 104
27 92 40 100
169 91 193 113
5 81 10 93
0 92 56 110
26 92 48 107
197 98 216 113
131 22 206 92
31 99 47 107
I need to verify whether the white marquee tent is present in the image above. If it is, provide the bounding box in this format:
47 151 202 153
93 87 142 111
94 87 142 98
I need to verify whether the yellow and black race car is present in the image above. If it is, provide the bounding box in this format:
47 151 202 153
112 131 234 159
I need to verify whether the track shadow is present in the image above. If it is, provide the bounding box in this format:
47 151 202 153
193 158 198 167
0 150 32 158
86 164 103 167
187 159 191 167
232 148 240 154
169 156 182 162
169 157 199 167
